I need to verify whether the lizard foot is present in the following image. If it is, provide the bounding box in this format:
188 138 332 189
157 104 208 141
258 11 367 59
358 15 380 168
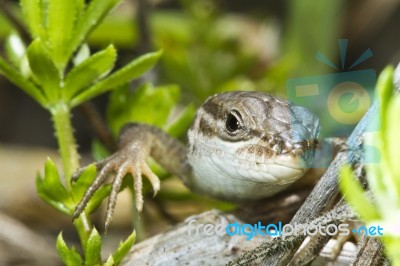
72 149 161 230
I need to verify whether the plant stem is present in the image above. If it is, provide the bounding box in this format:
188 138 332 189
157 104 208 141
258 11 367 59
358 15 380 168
51 102 80 188
74 212 91 251
51 102 91 246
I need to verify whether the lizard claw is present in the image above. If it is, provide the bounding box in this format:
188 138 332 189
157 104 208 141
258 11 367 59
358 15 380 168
72 149 161 230
71 159 107 182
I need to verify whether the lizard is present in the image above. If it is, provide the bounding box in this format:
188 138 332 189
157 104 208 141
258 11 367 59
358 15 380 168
72 91 320 229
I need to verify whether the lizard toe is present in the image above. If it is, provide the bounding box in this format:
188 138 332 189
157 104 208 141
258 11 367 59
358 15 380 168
141 161 161 197
130 163 144 212
104 161 131 230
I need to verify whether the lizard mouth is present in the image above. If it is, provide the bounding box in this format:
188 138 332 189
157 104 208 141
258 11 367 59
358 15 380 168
230 124 320 186
236 136 319 169
275 138 319 167
186 132 320 201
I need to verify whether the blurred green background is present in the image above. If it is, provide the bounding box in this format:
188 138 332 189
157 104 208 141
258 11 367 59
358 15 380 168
1 0 399 149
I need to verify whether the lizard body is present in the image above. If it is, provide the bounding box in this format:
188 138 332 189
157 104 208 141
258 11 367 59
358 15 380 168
73 91 320 228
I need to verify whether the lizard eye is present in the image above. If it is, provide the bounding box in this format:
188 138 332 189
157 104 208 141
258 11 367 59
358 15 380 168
226 110 243 134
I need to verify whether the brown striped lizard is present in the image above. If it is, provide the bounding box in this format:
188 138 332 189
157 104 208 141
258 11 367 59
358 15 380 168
72 91 320 229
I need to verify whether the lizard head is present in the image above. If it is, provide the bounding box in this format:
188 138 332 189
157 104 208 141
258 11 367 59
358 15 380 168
187 91 320 201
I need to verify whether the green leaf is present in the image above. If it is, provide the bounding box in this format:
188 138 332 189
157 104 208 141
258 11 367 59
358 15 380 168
5 33 26 68
0 56 47 107
36 158 73 214
126 83 179 127
85 228 102 266
20 0 45 38
4 33 32 78
339 166 380 221
165 103 196 138
56 233 83 266
71 50 162 107
370 66 400 206
36 174 72 215
42 158 70 200
91 140 111 161
105 84 132 135
72 164 97 199
377 66 394 132
104 255 114 266
112 231 136 265
48 0 77 69
88 12 137 48
106 82 178 134
75 0 86 25
73 43 90 66
64 45 116 100
385 94 400 191
67 0 122 60
363 134 386 200
27 39 60 101
20 54 32 79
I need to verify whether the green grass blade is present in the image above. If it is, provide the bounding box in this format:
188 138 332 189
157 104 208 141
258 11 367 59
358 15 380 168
385 95 400 197
377 66 394 132
339 166 380 221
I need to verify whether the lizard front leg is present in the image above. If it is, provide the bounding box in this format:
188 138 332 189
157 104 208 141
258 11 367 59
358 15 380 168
72 123 189 229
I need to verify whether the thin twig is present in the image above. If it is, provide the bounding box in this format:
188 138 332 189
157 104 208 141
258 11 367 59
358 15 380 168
228 202 357 265
133 0 158 86
78 102 118 152
352 236 389 265
136 0 153 54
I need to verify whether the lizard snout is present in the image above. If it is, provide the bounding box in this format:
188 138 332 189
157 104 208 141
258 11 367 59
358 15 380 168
287 104 320 167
